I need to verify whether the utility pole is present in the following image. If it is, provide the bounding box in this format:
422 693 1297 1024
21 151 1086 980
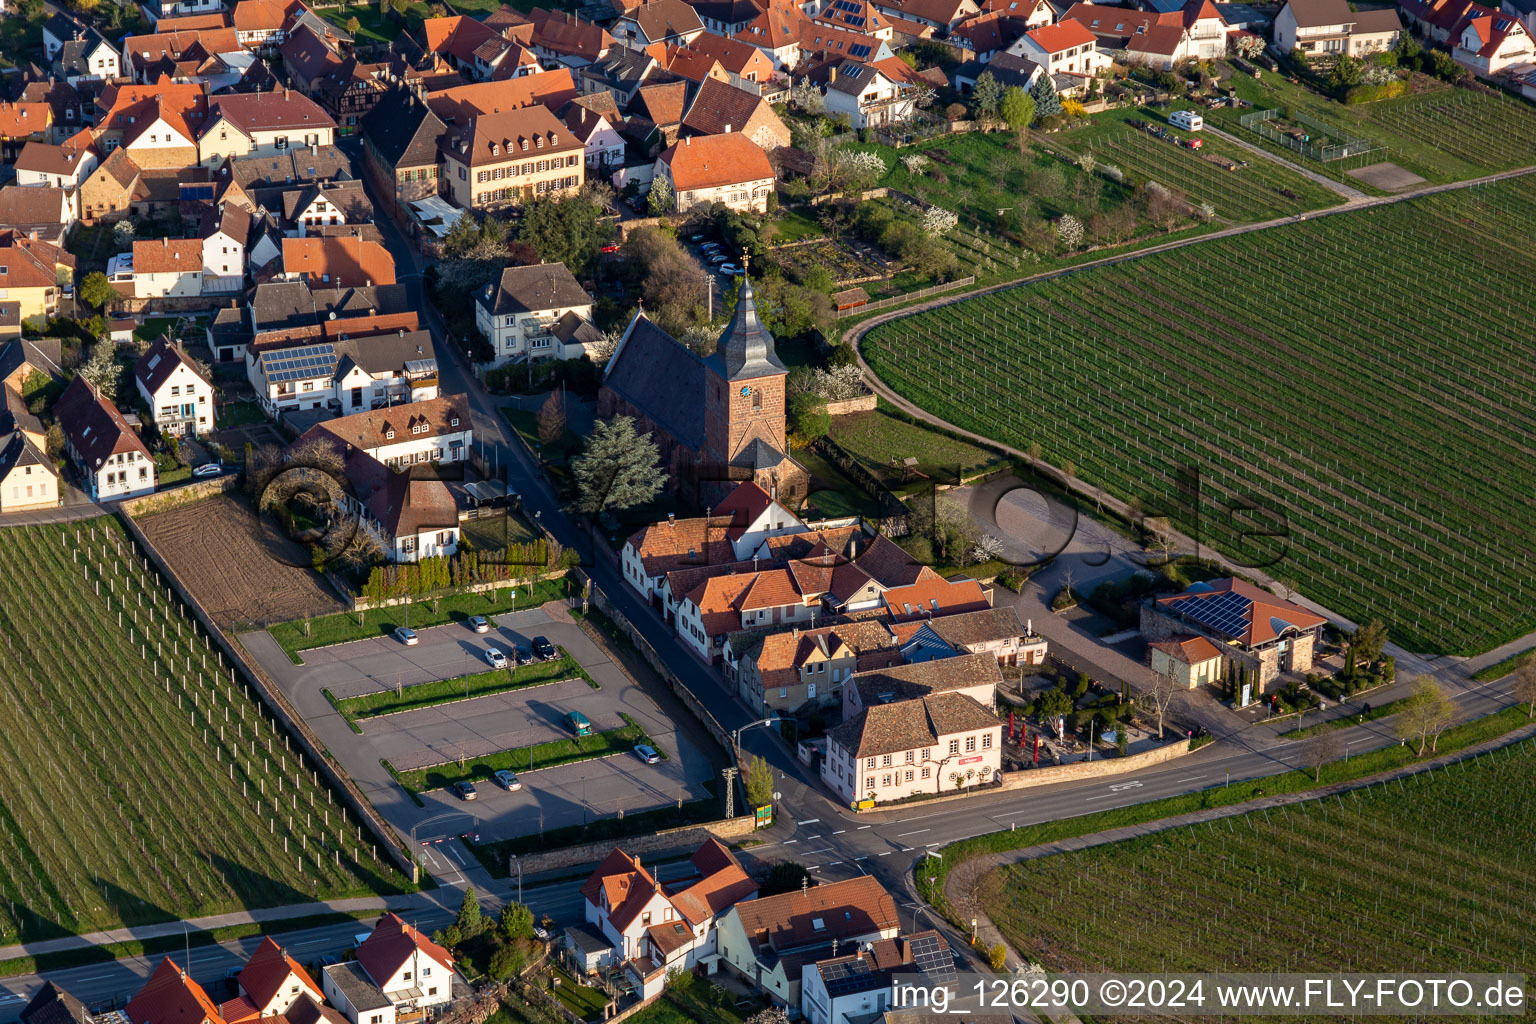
721 766 738 818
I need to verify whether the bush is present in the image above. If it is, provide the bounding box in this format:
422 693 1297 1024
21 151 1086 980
1072 672 1091 699
1051 588 1076 611
1343 80 1407 104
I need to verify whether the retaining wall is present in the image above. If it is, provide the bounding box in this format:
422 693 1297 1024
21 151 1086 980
513 815 756 874
119 475 239 516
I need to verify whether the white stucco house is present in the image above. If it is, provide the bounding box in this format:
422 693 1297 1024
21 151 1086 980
474 263 600 367
321 914 456 1024
55 376 157 501
134 337 214 437
1007 20 1112 76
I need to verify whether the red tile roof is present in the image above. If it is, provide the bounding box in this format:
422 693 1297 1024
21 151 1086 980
281 236 396 288
126 958 228 1024
356 914 453 987
237 937 321 1012
882 576 990 621
626 515 735 577
425 70 579 125
0 103 52 139
714 479 777 541
659 132 773 191
1026 18 1097 51
1149 634 1224 665
730 876 897 954
132 238 203 274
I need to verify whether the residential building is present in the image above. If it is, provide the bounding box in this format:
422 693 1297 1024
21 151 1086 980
14 142 100 205
280 24 355 95
360 88 447 219
473 263 598 366
425 71 581 129
686 32 780 83
801 932 954 1024
80 147 143 223
120 28 243 84
694 0 772 36
681 77 791 149
675 567 818 660
440 105 585 212
0 241 71 320
246 314 437 417
280 236 397 289
55 376 156 501
1180 0 1230 57
714 479 807 557
823 690 1002 805
92 78 210 169
715 877 899 1009
654 132 775 212
53 24 122 82
322 914 456 1024
812 59 913 127
599 276 808 506
560 99 627 172
1451 4 1533 72
880 573 991 622
135 336 213 436
1140 577 1327 689
841 651 1001 720
0 103 54 164
125 958 227 1024
527 8 616 68
199 202 252 294
422 13 538 80
142 0 227 25
0 185 74 245
733 620 901 714
620 513 736 605
1504 0 1536 33
294 394 473 468
0 431 59 512
199 89 339 165
123 238 205 299
870 0 982 32
893 604 1046 665
1272 0 1402 53
270 181 373 235
1007 19 1112 74
22 984 101 1024
229 938 324 1020
344 454 462 562
1148 633 1225 689
233 0 308 49
735 0 814 68
613 0 708 49
580 838 758 980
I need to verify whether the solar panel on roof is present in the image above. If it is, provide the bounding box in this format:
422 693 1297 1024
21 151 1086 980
849 43 871 57
822 957 875 996
909 934 955 981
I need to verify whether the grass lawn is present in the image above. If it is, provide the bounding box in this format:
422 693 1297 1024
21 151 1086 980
501 405 583 461
321 0 527 41
0 13 42 68
468 784 721 874
391 713 660 792
864 176 1536 655
549 968 609 1020
984 736 1536 980
828 406 1008 483
794 445 883 520
765 207 824 244
135 317 180 343
158 465 193 487
462 510 542 554
216 400 266 428
329 651 593 721
625 982 761 1024
1473 649 1536 683
0 518 411 943
269 577 568 661
1279 695 1406 739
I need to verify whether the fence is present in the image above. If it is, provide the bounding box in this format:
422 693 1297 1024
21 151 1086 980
806 435 910 536
1240 107 1375 162
838 277 976 317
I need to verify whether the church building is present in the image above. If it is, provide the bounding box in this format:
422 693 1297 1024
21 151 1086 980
599 272 809 509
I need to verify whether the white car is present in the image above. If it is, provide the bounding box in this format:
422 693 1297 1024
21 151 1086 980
192 463 222 478
485 647 508 668
718 263 742 276
394 626 418 646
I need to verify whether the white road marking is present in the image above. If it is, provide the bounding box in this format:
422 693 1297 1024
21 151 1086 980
878 851 892 856
896 828 931 837
783 839 799 844
855 856 869 861
797 818 820 825
805 834 822 839
900 847 915 852
1176 775 1207 782
925 843 942 848
857 824 872 830
832 829 846 835
828 861 843 866
1108 781 1143 792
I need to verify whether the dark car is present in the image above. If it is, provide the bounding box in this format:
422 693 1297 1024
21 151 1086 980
452 780 478 801
515 645 535 666
532 636 558 661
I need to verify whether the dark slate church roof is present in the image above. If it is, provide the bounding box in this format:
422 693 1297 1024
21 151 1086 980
705 276 787 382
603 314 706 450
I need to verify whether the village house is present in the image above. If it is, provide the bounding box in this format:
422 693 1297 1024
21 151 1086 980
560 99 627 172
233 0 307 49
198 89 339 166
686 32 781 83
124 958 226 1024
55 376 157 501
810 59 913 127
79 148 144 224
1451 3 1533 73
474 262 598 366
440 106 585 213
92 78 210 169
322 914 456 1024
732 620 902 715
246 312 437 418
294 393 472 468
715 877 899 1009
122 238 205 299
0 239 71 320
134 337 214 436
801 931 954 1024
280 236 396 289
735 0 813 69
360 89 447 220
841 651 1001 719
1007 19 1112 75
1272 0 1402 54
0 431 59 513
1140 577 1327 690
879 573 991 622
14 142 100 210
653 132 776 212
675 567 818 660
0 103 54 164
613 0 708 50
580 838 758 990
823 690 1002 805
199 202 252 294
871 0 983 32
142 0 228 25
1148 633 1225 689
226 938 324 1021
620 513 737 604
680 77 792 149
893 604 1047 665
527 8 616 68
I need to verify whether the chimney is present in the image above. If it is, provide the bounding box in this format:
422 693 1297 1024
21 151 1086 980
850 539 857 558
724 123 732 132
828 67 837 83
685 135 691 145
667 511 676 525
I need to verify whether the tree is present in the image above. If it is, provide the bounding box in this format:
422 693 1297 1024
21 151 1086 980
1514 658 1536 720
787 392 829 441
536 390 566 447
1394 676 1454 755
78 271 116 312
1351 619 1388 667
647 177 675 216
791 78 826 114
972 71 1002 119
761 861 814 897
1142 670 1181 740
1000 85 1035 154
570 415 666 520
1054 214 1084 250
45 422 65 460
345 15 361 34
1029 74 1062 119
77 341 120 400
988 943 1008 970
744 753 775 807
830 150 887 193
512 188 611 280
1301 730 1343 781
488 944 524 980
1037 688 1074 736
456 886 482 938
498 901 535 942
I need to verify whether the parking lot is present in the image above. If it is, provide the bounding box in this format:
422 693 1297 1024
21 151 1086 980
244 606 719 844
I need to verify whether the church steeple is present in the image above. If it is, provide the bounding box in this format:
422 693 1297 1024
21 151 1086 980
706 258 788 382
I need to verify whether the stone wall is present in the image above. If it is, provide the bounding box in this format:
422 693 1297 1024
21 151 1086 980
824 393 877 416
120 475 239 516
513 815 757 874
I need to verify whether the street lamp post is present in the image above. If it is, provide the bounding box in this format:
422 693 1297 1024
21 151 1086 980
509 854 522 904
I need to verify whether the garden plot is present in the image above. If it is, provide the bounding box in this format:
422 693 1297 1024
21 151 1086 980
774 237 890 284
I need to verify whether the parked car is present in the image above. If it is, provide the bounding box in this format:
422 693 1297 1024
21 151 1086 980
634 744 661 764
192 463 222 478
317 955 340 968
718 263 742 276
468 615 490 633
494 769 521 791
533 925 550 941
515 645 535 666
485 647 508 668
564 711 593 736
452 780 478 801
532 636 558 660
688 233 706 242
394 626 418 646
600 243 621 253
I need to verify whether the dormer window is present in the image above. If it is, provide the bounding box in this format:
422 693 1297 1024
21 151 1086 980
385 428 395 439
450 417 459 426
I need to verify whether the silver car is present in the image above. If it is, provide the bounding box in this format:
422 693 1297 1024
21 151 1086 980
485 647 508 669
468 615 490 633
393 626 418 646
494 769 521 791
